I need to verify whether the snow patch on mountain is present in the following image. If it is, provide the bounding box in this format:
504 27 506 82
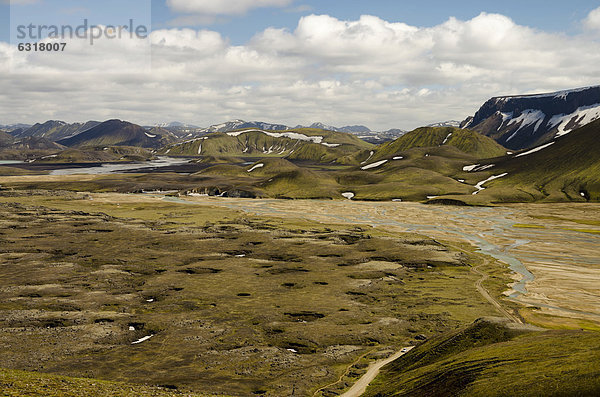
361 160 388 170
506 110 546 140
247 163 264 172
442 133 452 144
515 141 555 157
548 104 600 136
462 164 480 172
472 173 508 195
227 129 326 144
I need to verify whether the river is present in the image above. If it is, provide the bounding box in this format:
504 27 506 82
48 157 192 175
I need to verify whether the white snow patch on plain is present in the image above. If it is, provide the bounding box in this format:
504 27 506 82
548 104 600 137
392 199 402 202
458 179 465 183
197 143 202 154
361 151 374 165
165 148 171 154
287 349 298 353
393 156 403 160
146 299 154 302
145 133 157 138
506 151 513 155
580 192 586 197
361 160 388 170
515 142 555 157
132 334 154 344
247 163 264 172
129 326 135 331
341 192 355 200
463 164 480 172
427 196 439 199
321 142 341 147
472 173 508 195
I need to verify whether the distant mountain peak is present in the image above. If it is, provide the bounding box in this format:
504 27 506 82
199 120 291 133
426 121 461 128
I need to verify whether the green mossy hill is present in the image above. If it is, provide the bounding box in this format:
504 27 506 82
365 318 600 397
259 167 340 199
195 156 243 164
160 128 372 161
373 127 507 160
469 119 600 203
0 368 203 397
198 158 339 198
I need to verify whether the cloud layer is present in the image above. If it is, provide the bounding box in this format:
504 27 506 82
1 11 600 129
166 0 292 16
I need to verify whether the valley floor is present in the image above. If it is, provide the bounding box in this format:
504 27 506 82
0 190 598 396
154 195 600 328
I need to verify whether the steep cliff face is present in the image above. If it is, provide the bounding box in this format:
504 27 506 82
462 86 600 150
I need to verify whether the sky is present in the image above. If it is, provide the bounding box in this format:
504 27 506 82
1 0 600 130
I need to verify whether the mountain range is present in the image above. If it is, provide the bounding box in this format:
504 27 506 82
0 84 598 203
10 120 101 141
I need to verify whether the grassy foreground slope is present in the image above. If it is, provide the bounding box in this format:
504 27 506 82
365 318 600 397
0 368 202 397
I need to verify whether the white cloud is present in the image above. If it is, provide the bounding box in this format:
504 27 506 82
1 12 600 130
584 6 600 30
166 0 292 16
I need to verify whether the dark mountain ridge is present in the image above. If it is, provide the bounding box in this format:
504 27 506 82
462 85 600 150
58 119 173 149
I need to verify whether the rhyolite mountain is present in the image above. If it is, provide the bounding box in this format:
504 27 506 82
58 119 175 149
462 86 600 150
11 120 101 141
